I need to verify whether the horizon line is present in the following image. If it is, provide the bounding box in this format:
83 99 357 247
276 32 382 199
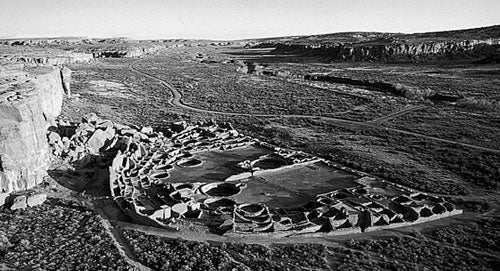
1 24 499 42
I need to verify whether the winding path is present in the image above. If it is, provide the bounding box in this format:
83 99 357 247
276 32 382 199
129 63 500 155
368 104 428 124
99 215 153 270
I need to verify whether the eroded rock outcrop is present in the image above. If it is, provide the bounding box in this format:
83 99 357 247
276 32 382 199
1 53 93 65
266 39 500 62
0 63 68 195
0 37 88 47
91 44 168 58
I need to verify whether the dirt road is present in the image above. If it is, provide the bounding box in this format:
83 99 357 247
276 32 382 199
130 63 500 155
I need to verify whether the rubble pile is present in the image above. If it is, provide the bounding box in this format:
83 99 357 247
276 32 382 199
48 113 162 165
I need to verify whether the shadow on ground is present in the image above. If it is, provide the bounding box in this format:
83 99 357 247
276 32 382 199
48 155 112 198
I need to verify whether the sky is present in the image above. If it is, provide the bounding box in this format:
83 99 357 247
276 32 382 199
0 0 498 40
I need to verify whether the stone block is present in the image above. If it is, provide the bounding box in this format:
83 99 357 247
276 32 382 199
140 126 153 135
172 202 188 216
0 193 9 207
82 112 100 124
96 120 114 130
86 129 114 155
47 131 61 145
27 193 47 207
10 195 27 210
75 122 95 136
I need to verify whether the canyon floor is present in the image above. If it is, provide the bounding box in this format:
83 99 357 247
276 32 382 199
1 33 500 270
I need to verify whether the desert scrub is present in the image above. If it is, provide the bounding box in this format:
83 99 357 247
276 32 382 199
0 199 132 270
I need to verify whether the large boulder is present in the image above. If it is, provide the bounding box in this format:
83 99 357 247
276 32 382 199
27 193 47 207
86 129 114 155
10 195 27 210
0 193 9 207
171 202 188 217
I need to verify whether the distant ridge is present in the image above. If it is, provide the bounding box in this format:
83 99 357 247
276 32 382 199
248 25 500 44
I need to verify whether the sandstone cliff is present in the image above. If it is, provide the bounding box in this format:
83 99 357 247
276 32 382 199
249 25 500 62
264 39 500 62
91 44 168 58
6 54 93 65
0 63 67 194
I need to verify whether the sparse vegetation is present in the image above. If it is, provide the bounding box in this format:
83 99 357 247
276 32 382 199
0 199 132 270
342 233 499 271
123 230 240 270
123 229 329 270
426 218 500 253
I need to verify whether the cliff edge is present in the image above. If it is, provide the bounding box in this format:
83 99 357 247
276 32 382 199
0 61 68 195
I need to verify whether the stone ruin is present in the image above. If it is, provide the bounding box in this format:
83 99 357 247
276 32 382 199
0 85 463 233
0 58 463 232
0 52 463 232
105 119 462 236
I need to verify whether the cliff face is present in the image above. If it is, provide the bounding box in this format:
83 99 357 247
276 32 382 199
91 44 168 58
2 53 93 65
0 37 88 46
269 39 500 62
0 64 66 193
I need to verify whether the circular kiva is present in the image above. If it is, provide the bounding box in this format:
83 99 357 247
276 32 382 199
200 182 241 197
235 212 272 224
250 156 288 170
203 198 237 210
236 203 266 217
317 196 336 206
151 153 169 163
180 152 194 159
171 183 195 190
177 158 203 168
155 163 174 171
150 171 170 180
